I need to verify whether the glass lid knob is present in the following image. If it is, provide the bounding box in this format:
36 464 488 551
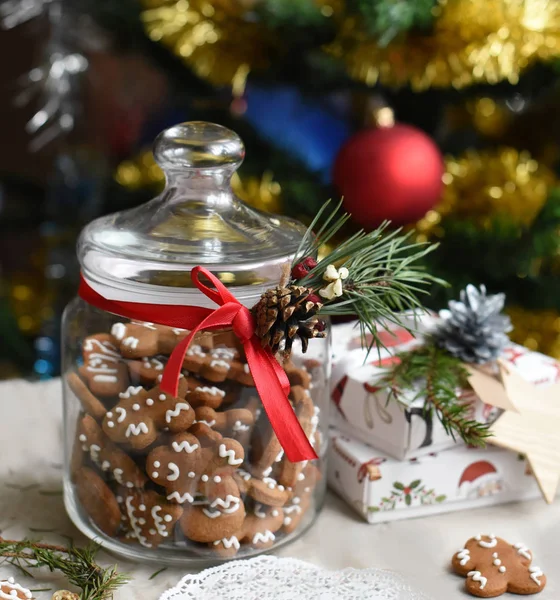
153 121 245 171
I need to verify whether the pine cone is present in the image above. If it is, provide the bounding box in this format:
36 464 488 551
253 285 326 354
433 284 512 364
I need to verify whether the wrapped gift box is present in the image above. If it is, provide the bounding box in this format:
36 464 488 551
328 427 542 524
330 317 560 460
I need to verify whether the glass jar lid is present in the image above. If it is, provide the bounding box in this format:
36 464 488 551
78 122 307 304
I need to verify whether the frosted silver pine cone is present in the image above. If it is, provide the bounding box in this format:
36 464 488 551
433 284 512 364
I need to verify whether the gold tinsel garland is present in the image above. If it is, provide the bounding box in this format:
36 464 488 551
326 0 560 91
508 306 560 359
415 147 555 240
141 0 273 88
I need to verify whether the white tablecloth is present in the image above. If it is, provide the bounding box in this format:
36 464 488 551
1 379 558 599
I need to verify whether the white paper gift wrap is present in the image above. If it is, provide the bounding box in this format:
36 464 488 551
330 319 560 460
328 427 542 524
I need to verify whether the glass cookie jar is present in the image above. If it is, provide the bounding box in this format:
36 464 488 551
62 122 329 566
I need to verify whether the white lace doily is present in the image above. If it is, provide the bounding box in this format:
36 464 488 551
161 556 432 600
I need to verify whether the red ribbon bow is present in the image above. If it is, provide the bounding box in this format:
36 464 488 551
78 266 317 462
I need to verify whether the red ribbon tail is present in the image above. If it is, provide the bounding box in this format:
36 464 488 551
245 337 318 463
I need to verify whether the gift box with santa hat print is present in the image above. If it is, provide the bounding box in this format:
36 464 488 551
328 427 542 524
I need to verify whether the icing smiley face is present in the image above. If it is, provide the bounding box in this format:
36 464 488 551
452 535 546 597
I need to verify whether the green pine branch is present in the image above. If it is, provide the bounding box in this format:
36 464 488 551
0 538 128 600
294 200 445 353
379 344 492 446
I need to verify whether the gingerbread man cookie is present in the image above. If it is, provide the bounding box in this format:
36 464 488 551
452 534 546 597
67 371 107 420
234 469 291 507
128 356 166 385
211 503 284 557
75 467 122 536
120 488 183 548
146 430 245 505
79 334 129 397
78 414 147 488
111 321 191 358
0 578 32 600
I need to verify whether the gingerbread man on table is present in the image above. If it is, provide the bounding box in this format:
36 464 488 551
452 534 546 597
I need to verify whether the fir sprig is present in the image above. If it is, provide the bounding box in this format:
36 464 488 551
294 200 445 354
380 344 492 446
0 538 127 600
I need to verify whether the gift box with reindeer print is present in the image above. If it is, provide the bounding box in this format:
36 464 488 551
330 317 560 460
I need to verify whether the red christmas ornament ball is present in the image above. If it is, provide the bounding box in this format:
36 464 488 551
333 124 444 229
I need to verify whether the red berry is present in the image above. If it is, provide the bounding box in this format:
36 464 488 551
403 487 411 495
306 293 322 305
291 263 309 280
315 319 326 332
302 257 318 269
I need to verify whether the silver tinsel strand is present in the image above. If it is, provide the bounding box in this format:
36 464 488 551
433 284 513 364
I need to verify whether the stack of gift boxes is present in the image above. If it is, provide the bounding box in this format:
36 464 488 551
327 314 560 523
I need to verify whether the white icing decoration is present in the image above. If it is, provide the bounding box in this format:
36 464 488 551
84 337 119 354
107 421 115 428
115 407 127 423
195 386 225 397
188 471 196 478
172 440 199 453
284 505 302 515
0 579 33 600
119 386 143 399
111 323 127 340
166 462 180 481
159 394 167 401
253 530 275 544
101 460 111 471
492 553 498 558
297 473 305 481
238 469 251 481
262 466 273 477
457 549 470 566
113 468 124 484
151 505 168 535
149 528 156 535
210 359 230 369
284 516 292 526
133 403 141 411
198 419 216 427
151 358 164 370
152 472 159 479
233 421 250 432
202 475 209 482
272 510 279 517
165 403 190 423
92 375 118 383
529 566 543 586
278 485 285 491
167 491 194 504
499 566 506 573
126 482 134 488
292 496 300 504
210 496 240 513
154 461 160 467
125 422 149 437
467 571 487 590
214 536 240 550
187 345 206 357
122 336 139 349
164 514 173 522
513 543 532 560
275 450 284 463
202 508 222 519
243 363 250 374
125 496 151 547
493 559 501 566
212 348 236 360
263 477 277 489
89 444 101 462
146 398 154 406
478 534 497 549
214 476 221 483
138 518 146 525
255 504 267 519
78 434 87 442
132 321 156 330
139 504 146 511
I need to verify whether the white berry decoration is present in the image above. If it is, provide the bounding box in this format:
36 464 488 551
319 264 349 300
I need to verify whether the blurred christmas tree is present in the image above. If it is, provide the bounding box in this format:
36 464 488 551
4 0 560 375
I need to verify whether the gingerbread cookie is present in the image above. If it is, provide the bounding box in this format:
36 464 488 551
146 431 244 505
102 382 193 450
120 488 183 548
187 382 227 409
452 534 546 597
128 356 165 385
80 334 129 397
67 371 107 420
111 321 189 358
75 467 122 536
212 503 284 557
78 414 147 488
234 470 291 507
0 578 32 600
194 406 254 436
